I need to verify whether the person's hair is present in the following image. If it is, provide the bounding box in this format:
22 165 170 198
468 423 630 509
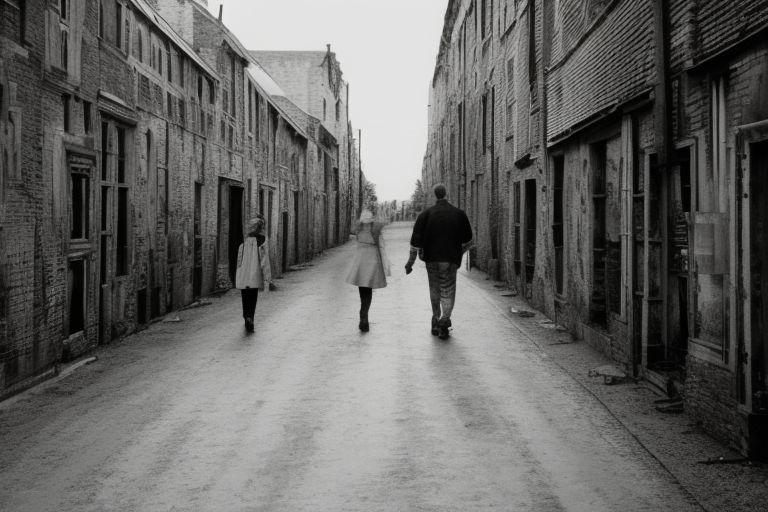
433 183 447 199
247 216 265 236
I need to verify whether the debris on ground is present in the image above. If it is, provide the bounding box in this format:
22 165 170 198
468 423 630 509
537 319 568 331
588 365 629 385
501 292 518 297
183 299 212 310
287 263 313 271
698 456 751 465
510 307 535 317
655 397 684 414
269 283 278 291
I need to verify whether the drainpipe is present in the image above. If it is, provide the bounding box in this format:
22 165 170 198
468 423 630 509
538 0 555 321
653 0 673 164
648 0 672 374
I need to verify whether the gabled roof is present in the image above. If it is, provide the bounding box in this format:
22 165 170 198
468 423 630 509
246 63 309 140
131 0 218 80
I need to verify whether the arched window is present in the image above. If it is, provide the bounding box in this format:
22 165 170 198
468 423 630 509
137 29 143 62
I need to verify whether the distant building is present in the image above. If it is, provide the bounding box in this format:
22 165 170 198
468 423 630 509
251 47 359 246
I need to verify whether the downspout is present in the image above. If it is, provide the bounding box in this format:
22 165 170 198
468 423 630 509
653 0 673 164
651 0 673 374
540 0 554 320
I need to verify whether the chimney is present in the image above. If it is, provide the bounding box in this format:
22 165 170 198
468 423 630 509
218 4 223 22
326 44 331 54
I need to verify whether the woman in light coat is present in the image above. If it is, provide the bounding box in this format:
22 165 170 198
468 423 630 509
235 215 272 332
345 210 390 332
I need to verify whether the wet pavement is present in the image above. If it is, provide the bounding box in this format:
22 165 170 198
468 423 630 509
0 222 745 511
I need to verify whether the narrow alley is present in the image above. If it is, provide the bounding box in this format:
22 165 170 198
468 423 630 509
0 223 708 512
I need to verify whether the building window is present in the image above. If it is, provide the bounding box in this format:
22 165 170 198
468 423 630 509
323 98 327 121
99 1 104 38
165 92 172 119
100 118 131 279
0 0 25 44
158 46 163 75
62 94 71 133
115 126 128 276
115 1 122 49
83 101 92 134
335 100 341 122
137 29 143 62
528 4 537 107
254 93 260 139
178 54 184 87
208 79 215 104
710 75 727 210
248 83 253 132
116 127 126 183
70 170 89 240
230 55 236 115
178 98 186 126
167 46 172 82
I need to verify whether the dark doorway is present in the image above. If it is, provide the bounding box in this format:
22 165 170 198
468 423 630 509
590 142 608 325
193 183 203 297
282 211 289 273
334 167 340 245
524 178 537 291
668 147 692 369
750 140 768 414
228 186 244 286
68 259 86 335
293 191 300 264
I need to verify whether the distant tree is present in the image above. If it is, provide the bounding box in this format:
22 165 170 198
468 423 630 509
362 178 378 214
407 179 426 219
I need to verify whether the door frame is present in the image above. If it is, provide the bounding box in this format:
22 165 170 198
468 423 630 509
737 119 768 413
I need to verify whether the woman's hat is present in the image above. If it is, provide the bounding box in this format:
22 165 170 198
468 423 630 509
359 210 374 224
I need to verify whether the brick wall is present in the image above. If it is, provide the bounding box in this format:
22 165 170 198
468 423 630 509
547 0 655 141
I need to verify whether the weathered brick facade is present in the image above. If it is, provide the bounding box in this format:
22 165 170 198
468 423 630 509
426 0 768 456
0 0 362 398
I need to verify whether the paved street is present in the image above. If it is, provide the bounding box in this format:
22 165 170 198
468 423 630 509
0 222 701 512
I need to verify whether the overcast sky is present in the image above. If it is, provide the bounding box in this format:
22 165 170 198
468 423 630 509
205 0 449 202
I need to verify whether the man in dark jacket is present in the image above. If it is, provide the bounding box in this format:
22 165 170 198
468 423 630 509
405 184 473 339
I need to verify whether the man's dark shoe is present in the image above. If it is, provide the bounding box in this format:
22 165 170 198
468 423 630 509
244 317 254 333
431 317 439 335
437 318 451 340
359 313 369 332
